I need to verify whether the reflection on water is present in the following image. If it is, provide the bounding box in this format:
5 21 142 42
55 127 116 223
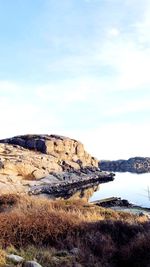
89 173 150 208
68 185 99 201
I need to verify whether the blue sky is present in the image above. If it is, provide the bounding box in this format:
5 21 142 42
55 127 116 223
0 0 150 159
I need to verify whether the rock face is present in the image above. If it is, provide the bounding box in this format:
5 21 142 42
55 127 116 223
0 134 97 168
99 157 150 173
0 134 114 197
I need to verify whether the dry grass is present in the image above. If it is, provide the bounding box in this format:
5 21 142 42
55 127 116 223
0 194 149 267
0 249 6 267
0 194 19 212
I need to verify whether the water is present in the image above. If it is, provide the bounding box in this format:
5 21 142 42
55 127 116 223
90 172 150 208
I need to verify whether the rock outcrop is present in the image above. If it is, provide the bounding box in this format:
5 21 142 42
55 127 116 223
0 134 97 167
99 157 150 173
0 134 114 197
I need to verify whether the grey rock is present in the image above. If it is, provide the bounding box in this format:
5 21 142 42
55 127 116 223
22 260 43 267
0 160 3 169
29 170 114 198
70 247 79 255
6 254 24 264
36 139 46 153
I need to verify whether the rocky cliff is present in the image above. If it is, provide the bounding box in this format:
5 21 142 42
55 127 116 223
0 134 114 197
99 157 150 173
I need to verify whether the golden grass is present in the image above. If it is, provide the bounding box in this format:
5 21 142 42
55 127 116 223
0 249 6 267
0 194 149 267
0 194 148 247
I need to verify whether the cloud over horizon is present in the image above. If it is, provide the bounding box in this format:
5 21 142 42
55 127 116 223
0 0 150 159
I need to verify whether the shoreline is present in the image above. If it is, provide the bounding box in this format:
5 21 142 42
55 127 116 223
29 171 115 198
91 196 150 215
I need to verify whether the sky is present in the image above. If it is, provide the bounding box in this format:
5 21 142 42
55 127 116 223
0 0 150 160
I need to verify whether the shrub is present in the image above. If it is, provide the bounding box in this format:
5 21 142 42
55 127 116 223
0 194 149 267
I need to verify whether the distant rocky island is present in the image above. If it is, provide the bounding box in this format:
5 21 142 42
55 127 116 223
99 157 150 173
0 134 114 198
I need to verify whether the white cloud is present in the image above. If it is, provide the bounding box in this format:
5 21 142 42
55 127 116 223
48 53 97 74
68 122 150 160
0 81 19 94
107 27 120 37
0 84 62 139
1 0 150 160
95 34 150 92
133 1 150 44
94 1 150 92
46 0 150 94
35 77 104 104
105 97 150 117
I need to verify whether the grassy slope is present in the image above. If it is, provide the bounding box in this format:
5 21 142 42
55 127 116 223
0 194 149 267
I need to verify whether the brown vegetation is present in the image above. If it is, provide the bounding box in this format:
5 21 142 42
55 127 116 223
0 194 150 266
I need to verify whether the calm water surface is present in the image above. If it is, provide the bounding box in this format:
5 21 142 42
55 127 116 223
90 172 150 208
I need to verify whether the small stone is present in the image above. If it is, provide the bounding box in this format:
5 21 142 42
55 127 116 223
6 254 24 264
22 260 43 267
70 248 79 255
32 169 49 179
